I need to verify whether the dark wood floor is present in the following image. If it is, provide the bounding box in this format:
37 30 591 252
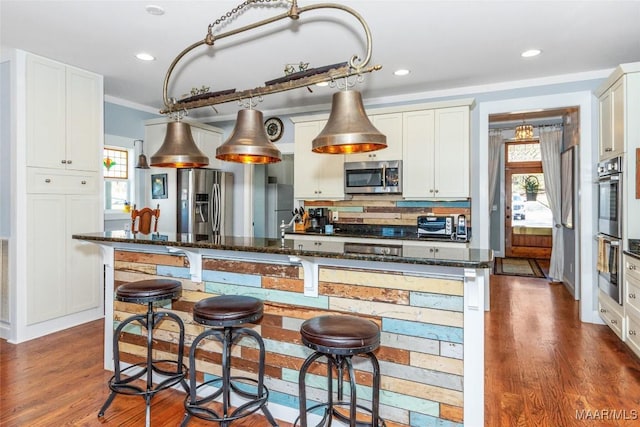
2 272 640 426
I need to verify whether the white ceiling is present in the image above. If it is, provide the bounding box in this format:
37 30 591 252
2 0 640 121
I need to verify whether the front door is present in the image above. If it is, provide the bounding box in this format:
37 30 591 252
505 141 552 258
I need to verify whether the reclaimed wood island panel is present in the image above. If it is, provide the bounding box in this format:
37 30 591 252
73 231 492 427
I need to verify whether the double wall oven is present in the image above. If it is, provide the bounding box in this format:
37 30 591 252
597 156 623 304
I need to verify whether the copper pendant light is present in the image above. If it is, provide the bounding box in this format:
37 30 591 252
312 90 387 154
216 109 282 164
150 121 209 168
134 139 150 169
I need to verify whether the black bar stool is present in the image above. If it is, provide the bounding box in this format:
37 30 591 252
296 315 385 427
181 295 278 427
98 278 188 427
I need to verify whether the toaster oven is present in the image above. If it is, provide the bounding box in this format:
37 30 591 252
417 216 455 237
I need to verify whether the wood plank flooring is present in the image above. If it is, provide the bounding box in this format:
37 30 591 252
486 272 640 426
2 272 640 426
0 321 292 427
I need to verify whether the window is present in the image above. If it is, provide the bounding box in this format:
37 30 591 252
103 147 132 212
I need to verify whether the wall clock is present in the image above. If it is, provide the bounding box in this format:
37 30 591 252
264 117 284 142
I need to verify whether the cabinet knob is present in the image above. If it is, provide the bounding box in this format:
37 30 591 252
429 248 434 253
600 308 607 313
434 189 439 194
611 319 618 325
429 189 434 193
605 148 613 152
630 330 637 336
81 180 87 185
61 160 67 164
629 265 637 271
67 160 72 164
630 293 636 299
45 178 51 183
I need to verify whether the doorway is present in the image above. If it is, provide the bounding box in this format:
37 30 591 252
504 140 553 258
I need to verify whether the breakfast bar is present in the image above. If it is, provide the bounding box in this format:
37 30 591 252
74 231 492 427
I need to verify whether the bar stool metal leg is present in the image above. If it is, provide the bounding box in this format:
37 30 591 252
99 300 188 425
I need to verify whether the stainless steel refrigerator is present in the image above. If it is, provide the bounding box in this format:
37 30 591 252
177 168 233 238
265 183 294 238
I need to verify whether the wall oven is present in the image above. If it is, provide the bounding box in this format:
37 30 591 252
597 156 622 239
597 156 623 304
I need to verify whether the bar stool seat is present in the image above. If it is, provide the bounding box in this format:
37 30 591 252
297 315 385 427
182 295 278 426
98 279 188 427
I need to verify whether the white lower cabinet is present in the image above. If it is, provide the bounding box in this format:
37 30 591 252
599 289 625 340
26 194 101 324
624 254 640 357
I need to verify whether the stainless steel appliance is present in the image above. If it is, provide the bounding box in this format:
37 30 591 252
344 160 402 194
177 168 233 238
344 242 402 257
597 234 622 304
307 208 328 231
417 215 455 237
265 183 293 239
597 156 622 238
596 156 623 304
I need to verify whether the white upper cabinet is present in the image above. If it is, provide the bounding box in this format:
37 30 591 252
403 106 470 198
598 77 625 160
348 112 404 162
26 55 102 172
294 120 345 199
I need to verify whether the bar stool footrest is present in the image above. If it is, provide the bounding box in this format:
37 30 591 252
183 376 270 423
295 402 386 427
107 360 188 397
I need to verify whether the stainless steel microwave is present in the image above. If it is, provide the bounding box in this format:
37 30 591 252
344 160 402 194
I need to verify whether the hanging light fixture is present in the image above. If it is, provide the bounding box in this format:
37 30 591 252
312 90 386 153
133 139 150 169
157 0 384 163
216 109 282 163
150 120 209 168
514 123 534 140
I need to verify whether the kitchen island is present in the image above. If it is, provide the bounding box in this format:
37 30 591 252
74 231 492 427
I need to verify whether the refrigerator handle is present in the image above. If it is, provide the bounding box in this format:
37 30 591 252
212 183 221 232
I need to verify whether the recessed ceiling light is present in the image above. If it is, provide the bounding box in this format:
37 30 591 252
136 53 156 61
394 69 410 76
315 81 329 87
521 49 542 58
145 5 165 15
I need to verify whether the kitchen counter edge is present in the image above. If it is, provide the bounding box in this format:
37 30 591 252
73 232 493 269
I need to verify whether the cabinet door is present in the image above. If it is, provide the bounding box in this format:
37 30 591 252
349 113 403 162
611 78 625 157
434 107 470 198
403 110 435 198
599 90 613 159
192 126 224 170
26 55 66 170
66 67 101 172
27 195 66 324
294 121 344 199
66 195 102 313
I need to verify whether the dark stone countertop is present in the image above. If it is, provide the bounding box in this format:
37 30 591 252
73 231 493 269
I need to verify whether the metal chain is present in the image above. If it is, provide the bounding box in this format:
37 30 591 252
209 0 286 31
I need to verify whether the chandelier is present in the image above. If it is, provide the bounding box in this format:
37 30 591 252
151 0 384 167
514 124 534 141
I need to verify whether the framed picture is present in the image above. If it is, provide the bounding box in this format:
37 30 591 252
561 146 575 229
151 173 167 199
